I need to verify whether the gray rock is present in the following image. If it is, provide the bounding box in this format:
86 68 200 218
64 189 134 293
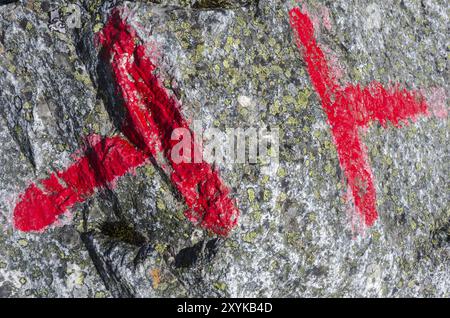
0 0 448 297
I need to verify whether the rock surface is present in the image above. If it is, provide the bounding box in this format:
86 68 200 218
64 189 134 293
0 0 448 297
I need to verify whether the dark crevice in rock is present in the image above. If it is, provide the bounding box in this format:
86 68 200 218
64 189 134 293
167 238 224 297
431 220 449 249
95 58 129 132
132 244 154 267
174 242 203 268
100 221 147 246
174 238 219 268
94 188 152 243
81 231 136 298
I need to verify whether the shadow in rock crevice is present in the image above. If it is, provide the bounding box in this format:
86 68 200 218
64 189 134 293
72 8 230 297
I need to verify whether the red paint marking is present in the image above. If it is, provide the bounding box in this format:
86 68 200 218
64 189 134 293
97 10 238 236
14 9 239 236
289 8 430 226
14 136 147 232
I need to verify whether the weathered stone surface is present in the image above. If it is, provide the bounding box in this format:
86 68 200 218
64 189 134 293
0 0 448 297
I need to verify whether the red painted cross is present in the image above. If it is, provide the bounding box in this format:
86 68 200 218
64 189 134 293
13 9 239 236
289 8 432 226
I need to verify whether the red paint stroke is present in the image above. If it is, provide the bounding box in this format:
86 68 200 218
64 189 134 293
14 136 147 232
97 9 239 236
289 8 430 226
13 9 239 236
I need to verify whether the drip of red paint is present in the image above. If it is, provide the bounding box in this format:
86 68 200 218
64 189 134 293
289 8 429 226
14 9 238 236
14 136 147 231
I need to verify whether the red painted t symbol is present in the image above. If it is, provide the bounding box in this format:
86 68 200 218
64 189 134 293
289 8 432 226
